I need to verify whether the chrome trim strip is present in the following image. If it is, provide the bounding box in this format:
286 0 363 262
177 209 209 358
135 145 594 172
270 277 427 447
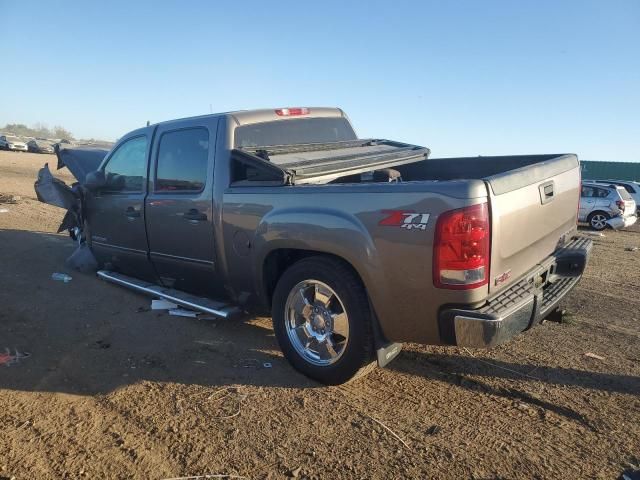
150 251 214 266
97 270 232 318
92 241 147 255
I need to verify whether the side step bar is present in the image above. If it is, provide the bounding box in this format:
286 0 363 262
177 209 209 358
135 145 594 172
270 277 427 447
97 270 242 319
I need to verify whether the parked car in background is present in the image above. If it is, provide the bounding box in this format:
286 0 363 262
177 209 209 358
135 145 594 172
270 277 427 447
595 179 640 214
579 182 637 230
0 135 28 152
27 139 55 154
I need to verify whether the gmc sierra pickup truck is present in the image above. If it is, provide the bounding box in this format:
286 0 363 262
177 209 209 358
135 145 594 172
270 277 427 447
35 107 591 384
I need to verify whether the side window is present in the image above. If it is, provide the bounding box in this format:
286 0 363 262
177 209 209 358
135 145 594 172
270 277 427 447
103 136 148 192
597 188 611 198
581 186 593 198
156 128 209 192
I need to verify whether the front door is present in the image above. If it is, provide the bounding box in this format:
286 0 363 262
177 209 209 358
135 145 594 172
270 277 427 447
145 119 220 297
87 131 155 280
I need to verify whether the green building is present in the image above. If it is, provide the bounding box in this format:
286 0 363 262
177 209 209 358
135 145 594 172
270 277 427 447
581 161 640 181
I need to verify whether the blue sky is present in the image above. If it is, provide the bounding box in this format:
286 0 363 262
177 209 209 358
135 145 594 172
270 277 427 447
1 0 639 161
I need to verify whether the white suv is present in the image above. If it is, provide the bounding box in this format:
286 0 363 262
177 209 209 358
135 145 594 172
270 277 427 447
579 182 637 230
596 180 640 214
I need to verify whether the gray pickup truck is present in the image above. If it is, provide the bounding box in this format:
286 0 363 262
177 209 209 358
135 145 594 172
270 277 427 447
35 107 591 384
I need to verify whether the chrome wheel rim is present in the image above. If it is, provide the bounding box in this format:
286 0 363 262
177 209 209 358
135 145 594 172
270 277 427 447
591 214 607 230
284 280 349 366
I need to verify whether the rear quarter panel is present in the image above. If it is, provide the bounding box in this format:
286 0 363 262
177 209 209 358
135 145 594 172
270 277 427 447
221 181 489 344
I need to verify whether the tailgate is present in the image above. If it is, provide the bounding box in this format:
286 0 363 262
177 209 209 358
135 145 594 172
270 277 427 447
487 154 580 294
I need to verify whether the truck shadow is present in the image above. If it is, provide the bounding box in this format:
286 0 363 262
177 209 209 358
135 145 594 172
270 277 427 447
389 347 640 430
0 228 317 395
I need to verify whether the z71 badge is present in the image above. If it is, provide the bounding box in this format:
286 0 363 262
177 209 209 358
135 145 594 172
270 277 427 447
379 210 430 231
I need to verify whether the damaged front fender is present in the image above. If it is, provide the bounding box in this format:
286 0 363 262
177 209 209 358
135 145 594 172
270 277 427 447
33 163 98 273
34 163 79 211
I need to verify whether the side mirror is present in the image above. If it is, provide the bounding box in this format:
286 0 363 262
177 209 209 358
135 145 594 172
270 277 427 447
84 170 106 190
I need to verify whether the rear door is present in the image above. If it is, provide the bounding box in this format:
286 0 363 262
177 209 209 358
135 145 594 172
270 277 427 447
86 130 156 280
579 185 597 220
145 117 221 297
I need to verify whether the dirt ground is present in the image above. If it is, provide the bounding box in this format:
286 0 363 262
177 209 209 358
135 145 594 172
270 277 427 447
0 150 638 479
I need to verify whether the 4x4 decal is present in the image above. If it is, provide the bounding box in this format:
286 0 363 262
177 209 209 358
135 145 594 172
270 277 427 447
379 210 430 231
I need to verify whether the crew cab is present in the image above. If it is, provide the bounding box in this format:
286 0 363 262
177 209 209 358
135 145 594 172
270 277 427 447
35 107 591 384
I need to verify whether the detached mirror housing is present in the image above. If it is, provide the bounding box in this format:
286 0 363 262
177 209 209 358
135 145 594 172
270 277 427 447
84 170 106 190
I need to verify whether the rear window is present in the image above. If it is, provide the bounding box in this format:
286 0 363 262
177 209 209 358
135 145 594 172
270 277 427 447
617 187 633 200
234 117 356 148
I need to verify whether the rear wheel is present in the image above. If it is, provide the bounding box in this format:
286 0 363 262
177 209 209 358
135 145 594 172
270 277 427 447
587 211 609 231
272 256 375 385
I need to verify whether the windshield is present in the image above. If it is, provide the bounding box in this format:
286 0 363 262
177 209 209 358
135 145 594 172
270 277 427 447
234 117 357 148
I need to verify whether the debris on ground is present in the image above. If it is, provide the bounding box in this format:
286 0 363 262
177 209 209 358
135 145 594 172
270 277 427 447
51 272 72 283
169 308 198 318
583 231 606 237
0 348 31 367
426 425 442 435
620 470 640 480
93 340 111 349
160 474 248 480
0 193 17 204
584 352 606 361
151 299 179 310
0 208 8 213
287 466 302 478
263 362 272 368
625 246 639 252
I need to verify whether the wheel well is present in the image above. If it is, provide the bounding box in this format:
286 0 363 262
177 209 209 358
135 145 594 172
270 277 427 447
262 249 364 309
587 210 609 219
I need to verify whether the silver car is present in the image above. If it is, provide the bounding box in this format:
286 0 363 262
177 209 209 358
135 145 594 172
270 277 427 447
579 182 637 230
0 135 28 152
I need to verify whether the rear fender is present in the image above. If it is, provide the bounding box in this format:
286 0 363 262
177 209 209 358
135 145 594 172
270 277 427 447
252 206 382 310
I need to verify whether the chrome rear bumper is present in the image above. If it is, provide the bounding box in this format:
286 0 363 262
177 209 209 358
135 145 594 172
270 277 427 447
438 236 592 348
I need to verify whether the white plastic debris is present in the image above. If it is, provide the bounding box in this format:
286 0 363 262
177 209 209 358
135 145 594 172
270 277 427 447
169 308 198 318
151 299 179 310
0 208 9 213
582 231 605 237
263 362 273 368
584 352 605 361
51 272 72 282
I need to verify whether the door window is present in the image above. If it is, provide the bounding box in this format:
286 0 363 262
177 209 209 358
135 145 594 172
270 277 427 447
103 136 148 192
581 186 595 197
155 128 209 192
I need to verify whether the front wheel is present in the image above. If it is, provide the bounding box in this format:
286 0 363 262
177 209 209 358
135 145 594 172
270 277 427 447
272 256 375 385
588 211 609 231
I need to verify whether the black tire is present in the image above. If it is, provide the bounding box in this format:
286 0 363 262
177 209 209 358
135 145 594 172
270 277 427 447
271 256 375 385
587 211 609 231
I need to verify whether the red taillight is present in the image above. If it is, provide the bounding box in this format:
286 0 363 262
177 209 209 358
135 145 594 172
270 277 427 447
616 200 625 211
275 107 309 116
433 202 490 290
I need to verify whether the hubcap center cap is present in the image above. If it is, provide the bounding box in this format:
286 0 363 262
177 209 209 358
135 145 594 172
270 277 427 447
312 313 326 331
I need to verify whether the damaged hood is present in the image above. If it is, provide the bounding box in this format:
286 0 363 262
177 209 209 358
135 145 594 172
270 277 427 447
55 145 110 183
